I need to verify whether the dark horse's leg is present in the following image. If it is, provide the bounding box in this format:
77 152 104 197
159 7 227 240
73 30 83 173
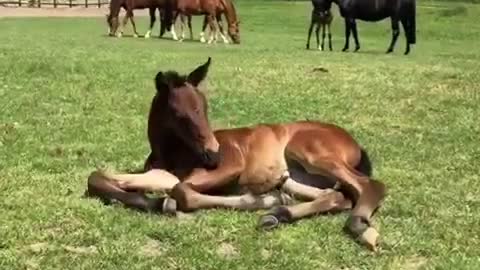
342 18 352 52
306 20 314 50
351 19 360 52
386 17 400 53
400 18 411 55
145 7 156 39
188 15 194 40
126 9 140 38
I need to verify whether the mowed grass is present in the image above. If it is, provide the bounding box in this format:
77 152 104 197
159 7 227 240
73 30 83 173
1 1 479 269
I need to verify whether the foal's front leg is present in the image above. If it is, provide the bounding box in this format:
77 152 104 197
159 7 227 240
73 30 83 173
86 169 180 213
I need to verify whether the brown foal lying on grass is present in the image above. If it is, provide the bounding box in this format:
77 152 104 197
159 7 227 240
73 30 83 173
86 57 387 251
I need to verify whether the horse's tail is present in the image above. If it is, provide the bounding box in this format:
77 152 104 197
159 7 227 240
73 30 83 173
356 148 373 177
405 0 416 44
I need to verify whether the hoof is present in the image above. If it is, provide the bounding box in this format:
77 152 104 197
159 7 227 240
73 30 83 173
133 34 138 38
144 33 151 39
258 215 280 230
162 197 177 215
386 49 393 54
354 47 360 52
358 227 380 252
258 206 292 231
342 47 348 52
200 37 206 43
116 33 123 38
345 215 379 251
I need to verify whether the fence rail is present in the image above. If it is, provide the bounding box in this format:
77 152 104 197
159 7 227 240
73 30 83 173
0 0 109 8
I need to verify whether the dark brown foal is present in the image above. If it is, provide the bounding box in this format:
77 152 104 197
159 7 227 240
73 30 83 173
306 0 333 51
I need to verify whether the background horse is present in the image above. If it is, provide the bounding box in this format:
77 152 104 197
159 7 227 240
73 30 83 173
330 0 416 55
306 0 334 51
163 0 240 44
106 0 173 38
86 58 387 251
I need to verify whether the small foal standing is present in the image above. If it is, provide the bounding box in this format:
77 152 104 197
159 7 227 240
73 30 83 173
306 0 333 51
86 58 387 251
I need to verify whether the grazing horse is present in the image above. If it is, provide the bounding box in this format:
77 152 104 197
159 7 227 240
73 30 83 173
330 0 416 55
86 58 387 251
163 0 240 44
306 0 334 51
106 0 175 39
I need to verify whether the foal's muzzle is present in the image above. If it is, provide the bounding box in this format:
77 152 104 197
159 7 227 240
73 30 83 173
201 149 220 169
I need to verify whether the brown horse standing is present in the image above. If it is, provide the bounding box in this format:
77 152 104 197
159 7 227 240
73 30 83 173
106 0 174 39
86 58 387 251
163 0 240 44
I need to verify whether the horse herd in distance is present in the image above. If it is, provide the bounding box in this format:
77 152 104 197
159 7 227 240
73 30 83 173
105 0 417 55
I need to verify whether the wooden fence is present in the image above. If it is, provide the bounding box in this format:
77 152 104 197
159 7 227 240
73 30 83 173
0 0 109 8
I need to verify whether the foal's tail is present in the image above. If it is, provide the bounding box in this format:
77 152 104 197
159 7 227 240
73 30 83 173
405 0 416 44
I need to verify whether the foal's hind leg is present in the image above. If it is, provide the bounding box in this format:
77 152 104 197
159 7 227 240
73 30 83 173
259 190 352 230
386 17 400 53
315 24 321 50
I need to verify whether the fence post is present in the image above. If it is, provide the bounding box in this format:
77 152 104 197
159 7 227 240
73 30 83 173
97 0 100 8
85 0 87 8
37 0 40 8
53 0 56 8
18 0 21 6
69 0 72 7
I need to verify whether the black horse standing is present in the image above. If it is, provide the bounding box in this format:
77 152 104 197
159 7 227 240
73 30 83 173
331 0 416 55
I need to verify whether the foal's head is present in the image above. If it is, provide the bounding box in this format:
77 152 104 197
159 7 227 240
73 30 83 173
153 57 220 169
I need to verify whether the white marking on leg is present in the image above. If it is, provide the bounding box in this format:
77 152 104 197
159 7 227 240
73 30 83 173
200 32 206 43
144 30 151 39
171 29 178 41
220 32 229 44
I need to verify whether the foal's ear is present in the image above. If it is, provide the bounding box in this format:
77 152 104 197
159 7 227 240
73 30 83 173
187 57 211 87
155 71 170 95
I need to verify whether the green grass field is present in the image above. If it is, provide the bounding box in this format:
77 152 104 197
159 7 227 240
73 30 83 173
1 1 479 269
